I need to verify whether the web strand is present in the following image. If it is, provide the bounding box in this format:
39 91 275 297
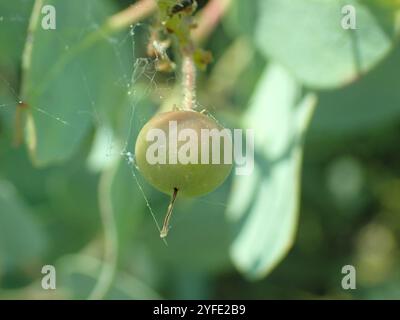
0 9 168 243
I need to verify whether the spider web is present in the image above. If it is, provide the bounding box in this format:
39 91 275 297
0 1 175 241
0 0 229 245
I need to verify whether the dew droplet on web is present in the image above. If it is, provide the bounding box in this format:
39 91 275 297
121 151 134 164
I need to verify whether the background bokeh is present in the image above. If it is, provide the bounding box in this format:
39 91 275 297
0 0 400 299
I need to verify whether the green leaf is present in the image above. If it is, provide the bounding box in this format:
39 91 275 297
0 180 46 271
255 0 400 88
309 43 400 140
0 1 33 132
22 0 131 166
227 64 317 279
0 0 33 69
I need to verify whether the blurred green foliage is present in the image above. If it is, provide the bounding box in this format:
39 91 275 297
0 0 400 299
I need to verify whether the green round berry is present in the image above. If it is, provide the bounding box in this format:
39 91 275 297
134 110 232 197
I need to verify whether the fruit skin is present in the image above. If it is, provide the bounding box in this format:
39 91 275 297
135 110 232 197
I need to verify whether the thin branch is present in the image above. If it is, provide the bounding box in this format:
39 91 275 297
21 0 43 99
88 165 119 300
192 0 232 44
106 0 156 32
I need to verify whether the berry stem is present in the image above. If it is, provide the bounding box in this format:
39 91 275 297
182 53 197 110
160 188 179 238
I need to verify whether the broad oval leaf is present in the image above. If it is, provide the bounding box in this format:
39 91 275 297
0 1 33 72
227 64 317 279
255 0 400 88
22 0 131 166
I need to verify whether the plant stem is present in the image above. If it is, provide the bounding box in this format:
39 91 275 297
192 0 232 44
88 165 119 300
106 0 156 32
21 0 43 99
181 53 197 110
